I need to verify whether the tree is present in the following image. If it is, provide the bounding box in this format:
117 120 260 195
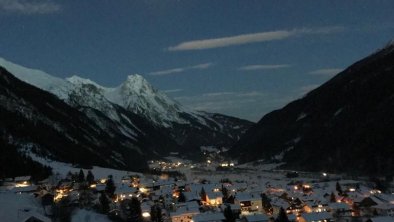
128 197 142 222
99 193 110 214
275 207 289 222
178 190 186 202
330 192 336 203
105 175 116 198
150 204 163 222
78 169 85 183
224 205 236 222
200 187 207 202
222 185 229 203
336 182 343 195
79 189 94 209
261 193 273 214
86 170 95 185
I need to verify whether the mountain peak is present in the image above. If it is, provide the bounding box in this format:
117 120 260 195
121 74 154 94
66 75 101 87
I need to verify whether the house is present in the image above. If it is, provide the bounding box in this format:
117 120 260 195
22 212 51 222
371 203 394 217
206 191 223 206
192 212 225 222
329 202 352 217
235 193 263 214
241 213 270 222
171 202 200 222
11 185 38 194
114 185 137 201
299 212 333 222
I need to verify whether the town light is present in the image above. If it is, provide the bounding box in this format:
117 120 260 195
142 212 151 218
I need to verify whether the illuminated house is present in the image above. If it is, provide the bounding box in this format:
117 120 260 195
171 202 200 222
235 193 263 214
114 185 137 201
205 191 223 206
299 212 333 222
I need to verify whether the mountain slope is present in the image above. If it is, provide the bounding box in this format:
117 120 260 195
0 58 253 157
231 42 394 176
0 67 148 173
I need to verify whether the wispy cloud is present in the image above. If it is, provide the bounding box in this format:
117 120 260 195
309 68 343 76
148 63 213 76
163 89 183 93
239 64 291 71
168 26 344 51
0 0 61 14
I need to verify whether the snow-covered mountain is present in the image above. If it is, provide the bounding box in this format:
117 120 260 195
0 67 148 176
0 58 253 159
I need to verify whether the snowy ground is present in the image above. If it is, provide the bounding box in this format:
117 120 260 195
71 209 111 222
0 192 49 222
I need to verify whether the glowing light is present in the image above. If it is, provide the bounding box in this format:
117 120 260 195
207 160 211 164
139 187 148 193
322 173 327 177
90 184 96 188
142 212 151 218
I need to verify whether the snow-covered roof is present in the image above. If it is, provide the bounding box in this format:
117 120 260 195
192 212 225 222
300 212 332 221
14 176 31 182
372 203 394 210
235 193 260 202
114 185 137 194
329 202 350 210
241 213 269 222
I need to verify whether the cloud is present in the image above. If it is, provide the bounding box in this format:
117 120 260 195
309 68 343 76
0 0 61 14
163 89 183 93
239 64 291 71
148 62 213 76
168 26 344 51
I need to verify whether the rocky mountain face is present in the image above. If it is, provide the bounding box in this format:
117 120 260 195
231 42 394 176
0 58 253 172
0 67 148 177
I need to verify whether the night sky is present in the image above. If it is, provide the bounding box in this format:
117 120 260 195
1 0 394 121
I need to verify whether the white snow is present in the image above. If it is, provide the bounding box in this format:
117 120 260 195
0 57 72 99
334 107 343 116
0 192 50 222
296 112 307 121
71 209 111 222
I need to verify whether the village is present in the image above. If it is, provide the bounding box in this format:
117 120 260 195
1 149 394 222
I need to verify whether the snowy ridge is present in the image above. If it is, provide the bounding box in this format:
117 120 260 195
0 57 208 128
0 57 72 99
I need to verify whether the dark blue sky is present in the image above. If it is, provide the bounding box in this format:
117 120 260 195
1 0 394 121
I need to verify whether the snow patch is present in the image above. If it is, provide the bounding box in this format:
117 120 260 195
296 112 307 121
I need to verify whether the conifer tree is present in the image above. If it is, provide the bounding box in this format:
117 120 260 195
330 192 336 202
336 182 343 195
105 175 116 198
78 169 85 183
86 170 94 185
129 197 142 222
224 205 235 222
275 207 289 222
99 193 110 213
